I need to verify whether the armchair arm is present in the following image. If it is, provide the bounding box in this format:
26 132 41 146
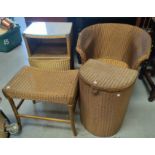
131 31 152 69
76 44 87 64
76 31 94 64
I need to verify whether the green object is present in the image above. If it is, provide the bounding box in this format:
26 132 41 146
0 24 22 52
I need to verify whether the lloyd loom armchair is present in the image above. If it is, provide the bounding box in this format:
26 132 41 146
76 23 151 70
76 23 152 137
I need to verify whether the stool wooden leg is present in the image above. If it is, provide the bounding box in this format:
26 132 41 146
8 97 22 131
68 105 77 136
2 90 22 131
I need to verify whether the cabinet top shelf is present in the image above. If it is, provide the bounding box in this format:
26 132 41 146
23 22 72 38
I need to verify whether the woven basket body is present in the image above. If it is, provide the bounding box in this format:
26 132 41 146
29 58 70 71
79 59 138 137
79 78 134 137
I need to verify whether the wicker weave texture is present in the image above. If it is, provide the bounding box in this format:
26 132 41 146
29 58 70 71
97 58 129 68
79 59 137 136
79 59 138 92
79 78 134 137
0 113 8 138
76 23 151 69
3 66 78 105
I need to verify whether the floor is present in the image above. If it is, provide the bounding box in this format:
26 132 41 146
0 18 155 138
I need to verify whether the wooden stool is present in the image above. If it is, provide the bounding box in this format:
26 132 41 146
2 66 78 136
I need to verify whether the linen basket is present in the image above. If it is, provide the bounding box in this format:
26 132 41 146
79 59 138 137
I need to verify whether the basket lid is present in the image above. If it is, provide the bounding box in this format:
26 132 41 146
79 59 138 92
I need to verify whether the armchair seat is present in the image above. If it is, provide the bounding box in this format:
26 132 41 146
98 58 129 68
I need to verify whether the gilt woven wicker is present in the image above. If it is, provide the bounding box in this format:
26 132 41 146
79 59 138 137
0 112 6 138
0 112 9 138
29 57 70 71
2 66 78 136
97 58 129 68
0 97 10 138
76 23 151 69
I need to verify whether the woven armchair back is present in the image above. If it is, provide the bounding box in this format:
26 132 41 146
76 23 151 69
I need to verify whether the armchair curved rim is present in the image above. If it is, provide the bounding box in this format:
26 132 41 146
76 46 87 64
133 52 150 69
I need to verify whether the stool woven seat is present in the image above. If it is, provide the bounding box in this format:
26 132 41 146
2 66 79 136
3 66 78 104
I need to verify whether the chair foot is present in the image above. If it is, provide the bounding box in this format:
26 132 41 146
32 100 36 104
149 89 155 101
68 105 77 136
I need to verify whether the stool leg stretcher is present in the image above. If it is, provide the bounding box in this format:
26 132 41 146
2 89 77 136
